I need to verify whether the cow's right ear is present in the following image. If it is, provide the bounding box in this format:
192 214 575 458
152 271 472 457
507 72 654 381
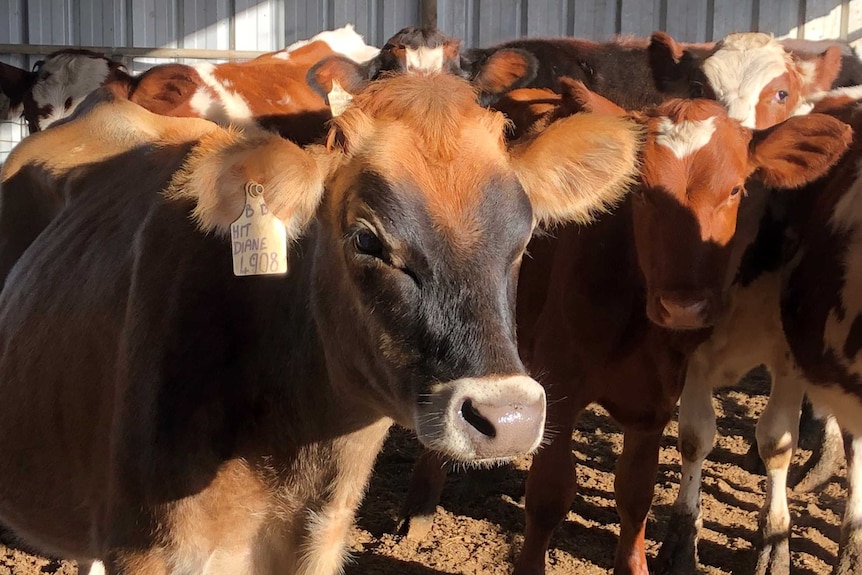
0 61 37 120
307 56 371 100
463 48 539 106
167 129 325 239
749 113 852 189
511 112 642 227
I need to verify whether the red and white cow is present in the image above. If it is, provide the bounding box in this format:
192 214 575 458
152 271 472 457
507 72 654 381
0 69 643 574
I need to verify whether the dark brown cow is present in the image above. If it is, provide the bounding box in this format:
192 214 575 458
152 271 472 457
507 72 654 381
401 80 851 575
0 69 643 575
459 31 842 118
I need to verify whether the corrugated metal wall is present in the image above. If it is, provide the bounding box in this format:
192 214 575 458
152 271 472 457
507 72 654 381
2 0 862 160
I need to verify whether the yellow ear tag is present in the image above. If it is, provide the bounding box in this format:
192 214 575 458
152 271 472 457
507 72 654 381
230 181 288 276
327 79 353 117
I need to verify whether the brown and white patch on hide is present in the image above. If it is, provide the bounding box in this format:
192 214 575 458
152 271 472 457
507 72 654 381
654 115 717 159
165 126 325 239
1 93 216 182
405 46 445 73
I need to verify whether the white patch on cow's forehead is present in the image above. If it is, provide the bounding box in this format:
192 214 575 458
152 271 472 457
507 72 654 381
405 46 445 73
193 62 254 126
31 54 111 130
823 157 862 383
282 23 380 63
655 116 717 159
703 33 791 128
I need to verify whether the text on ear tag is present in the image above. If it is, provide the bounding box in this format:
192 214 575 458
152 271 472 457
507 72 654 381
328 79 353 117
230 181 288 277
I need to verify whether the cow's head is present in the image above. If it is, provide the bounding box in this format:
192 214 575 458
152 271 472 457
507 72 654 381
308 26 538 107
174 71 641 463
568 82 851 330
21 50 128 133
651 31 842 129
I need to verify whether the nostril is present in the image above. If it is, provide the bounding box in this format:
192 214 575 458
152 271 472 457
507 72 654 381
460 399 496 438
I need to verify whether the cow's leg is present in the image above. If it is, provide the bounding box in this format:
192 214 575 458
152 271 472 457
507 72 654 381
792 408 844 493
614 426 662 575
398 449 449 540
753 369 805 575
835 434 862 575
513 397 581 575
655 368 716 575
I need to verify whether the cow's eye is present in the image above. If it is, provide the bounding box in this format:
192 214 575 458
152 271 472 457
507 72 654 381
775 90 789 102
730 185 745 197
353 228 384 257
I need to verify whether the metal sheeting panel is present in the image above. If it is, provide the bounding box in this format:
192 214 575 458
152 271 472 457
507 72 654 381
436 0 860 44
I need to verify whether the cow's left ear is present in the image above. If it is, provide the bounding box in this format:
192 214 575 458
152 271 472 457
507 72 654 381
749 113 852 189
511 112 642 227
167 129 325 238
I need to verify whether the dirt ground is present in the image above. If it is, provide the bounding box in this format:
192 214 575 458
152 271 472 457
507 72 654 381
0 373 848 575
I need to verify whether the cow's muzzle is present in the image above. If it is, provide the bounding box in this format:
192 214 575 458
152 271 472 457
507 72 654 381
649 290 718 330
415 375 546 463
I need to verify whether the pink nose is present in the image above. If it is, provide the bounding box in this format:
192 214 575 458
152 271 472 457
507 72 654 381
659 297 709 329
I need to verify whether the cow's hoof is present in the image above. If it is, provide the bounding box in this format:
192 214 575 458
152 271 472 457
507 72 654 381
792 414 843 493
396 512 435 541
834 525 862 575
753 531 791 575
654 510 700 575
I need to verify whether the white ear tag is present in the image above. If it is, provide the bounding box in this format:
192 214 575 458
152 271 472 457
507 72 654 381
327 79 353 117
230 181 288 276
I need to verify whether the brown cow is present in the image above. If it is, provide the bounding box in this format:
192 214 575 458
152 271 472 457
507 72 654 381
401 80 851 575
0 69 642 575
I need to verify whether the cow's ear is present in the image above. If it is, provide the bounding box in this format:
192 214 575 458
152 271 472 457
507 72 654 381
167 129 325 238
465 48 539 106
558 77 627 117
307 56 370 99
0 61 36 120
511 112 642 227
749 113 851 189
649 32 685 88
795 45 843 94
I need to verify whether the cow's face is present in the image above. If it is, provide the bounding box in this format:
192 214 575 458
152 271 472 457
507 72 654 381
633 98 851 330
22 51 118 133
310 72 640 463
177 71 641 464
701 33 841 129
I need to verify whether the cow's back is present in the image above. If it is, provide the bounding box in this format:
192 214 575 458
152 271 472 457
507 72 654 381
0 142 193 557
